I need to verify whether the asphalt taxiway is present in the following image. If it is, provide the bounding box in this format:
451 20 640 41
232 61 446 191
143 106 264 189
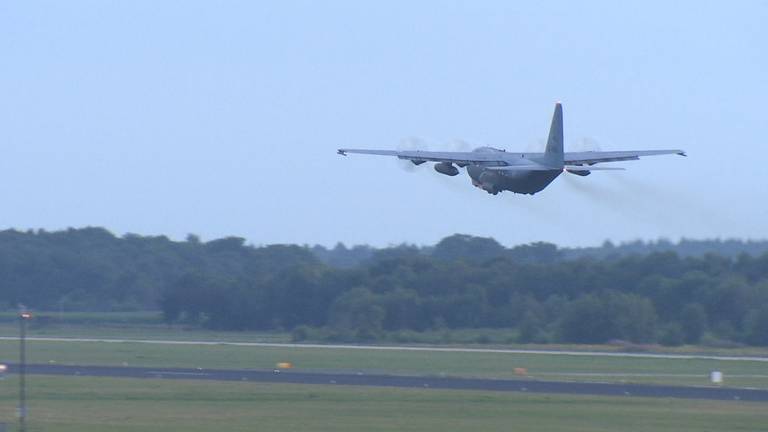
5 363 768 402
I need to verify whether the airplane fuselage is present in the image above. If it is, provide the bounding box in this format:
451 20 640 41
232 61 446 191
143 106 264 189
465 147 561 195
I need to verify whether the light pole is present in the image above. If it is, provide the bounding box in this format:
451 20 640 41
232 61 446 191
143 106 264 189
18 307 31 432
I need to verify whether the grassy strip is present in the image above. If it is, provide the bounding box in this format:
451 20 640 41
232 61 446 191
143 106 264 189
0 311 163 325
0 340 766 388
2 320 768 357
0 376 765 432
0 322 291 343
2 312 768 357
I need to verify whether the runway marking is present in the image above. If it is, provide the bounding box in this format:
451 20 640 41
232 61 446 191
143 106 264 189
535 372 768 377
146 371 208 376
0 336 767 362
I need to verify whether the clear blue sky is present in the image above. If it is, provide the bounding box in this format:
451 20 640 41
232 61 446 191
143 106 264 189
1 1 766 247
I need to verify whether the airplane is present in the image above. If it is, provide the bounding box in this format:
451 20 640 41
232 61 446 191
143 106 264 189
337 103 686 195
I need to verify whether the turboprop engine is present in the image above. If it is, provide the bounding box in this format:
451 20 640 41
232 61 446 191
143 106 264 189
434 162 459 176
565 169 591 177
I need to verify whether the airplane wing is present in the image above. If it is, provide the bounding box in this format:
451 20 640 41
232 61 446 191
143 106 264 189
337 148 512 165
564 150 686 165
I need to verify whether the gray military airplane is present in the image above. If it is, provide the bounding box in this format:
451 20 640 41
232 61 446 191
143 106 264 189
337 103 686 195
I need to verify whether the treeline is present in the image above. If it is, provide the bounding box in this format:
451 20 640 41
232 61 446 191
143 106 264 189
1 228 767 346
312 236 768 268
162 247 768 346
0 227 316 311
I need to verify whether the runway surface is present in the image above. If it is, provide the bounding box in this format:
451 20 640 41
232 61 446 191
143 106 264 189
5 363 768 402
1 336 767 362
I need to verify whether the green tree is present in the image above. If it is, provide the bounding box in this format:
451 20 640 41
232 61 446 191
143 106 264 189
611 294 658 343
380 288 425 331
680 303 707 344
744 306 768 346
518 311 544 343
508 242 561 264
659 323 685 346
329 288 385 337
559 292 657 344
558 295 614 343
432 234 505 263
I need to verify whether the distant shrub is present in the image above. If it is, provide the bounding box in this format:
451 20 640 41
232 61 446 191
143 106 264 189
291 325 312 342
659 323 685 346
700 333 745 349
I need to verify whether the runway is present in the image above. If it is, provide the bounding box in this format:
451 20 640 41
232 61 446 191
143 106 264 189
5 363 768 402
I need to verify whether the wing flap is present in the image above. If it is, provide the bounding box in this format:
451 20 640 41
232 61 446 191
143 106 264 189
565 150 685 165
337 148 511 164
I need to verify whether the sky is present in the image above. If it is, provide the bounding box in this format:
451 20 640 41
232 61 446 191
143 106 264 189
1 1 766 248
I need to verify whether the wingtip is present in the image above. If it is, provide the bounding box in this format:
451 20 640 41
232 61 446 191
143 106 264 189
337 149 347 156
677 151 687 157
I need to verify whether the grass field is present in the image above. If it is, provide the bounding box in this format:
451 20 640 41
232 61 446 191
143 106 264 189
0 312 767 389
0 376 766 432
0 322 291 344
0 312 291 343
0 311 163 324
1 339 767 389
3 311 768 355
0 314 765 431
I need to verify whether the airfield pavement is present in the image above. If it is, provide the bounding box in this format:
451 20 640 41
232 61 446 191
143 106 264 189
5 363 768 402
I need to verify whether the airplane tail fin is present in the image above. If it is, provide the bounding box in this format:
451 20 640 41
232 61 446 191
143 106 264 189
544 102 564 167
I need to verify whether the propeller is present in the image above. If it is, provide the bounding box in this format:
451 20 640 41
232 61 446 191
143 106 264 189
573 136 603 152
396 137 430 172
562 137 612 176
396 137 478 172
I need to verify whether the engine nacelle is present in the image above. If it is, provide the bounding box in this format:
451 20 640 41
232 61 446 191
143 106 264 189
566 169 591 177
434 162 459 176
411 159 426 166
